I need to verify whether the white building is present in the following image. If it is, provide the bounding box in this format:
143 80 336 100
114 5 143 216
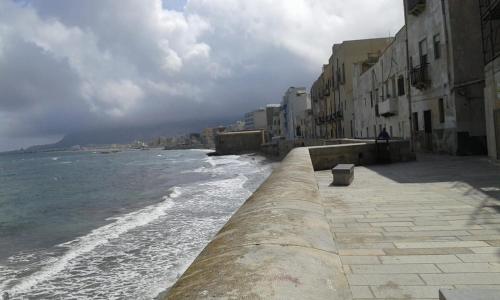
353 26 411 140
265 104 281 137
226 120 246 132
281 87 312 140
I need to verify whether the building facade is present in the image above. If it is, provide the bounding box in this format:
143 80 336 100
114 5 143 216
201 127 226 149
353 27 411 140
480 0 500 160
311 38 394 140
280 87 312 140
226 120 246 132
265 104 281 137
244 108 267 130
405 0 486 154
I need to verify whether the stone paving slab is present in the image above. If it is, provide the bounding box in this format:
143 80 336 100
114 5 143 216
316 154 500 299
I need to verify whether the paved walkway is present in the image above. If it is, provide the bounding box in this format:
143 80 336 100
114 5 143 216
315 154 500 300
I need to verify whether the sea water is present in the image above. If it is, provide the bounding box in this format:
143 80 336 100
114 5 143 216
0 149 272 299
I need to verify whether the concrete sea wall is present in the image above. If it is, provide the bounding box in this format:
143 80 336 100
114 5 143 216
309 140 414 171
164 148 351 299
164 141 414 299
215 131 265 155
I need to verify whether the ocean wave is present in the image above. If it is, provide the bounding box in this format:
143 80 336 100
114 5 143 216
1 188 180 296
0 151 272 299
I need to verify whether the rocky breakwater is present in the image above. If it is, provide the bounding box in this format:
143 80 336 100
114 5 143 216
163 147 351 299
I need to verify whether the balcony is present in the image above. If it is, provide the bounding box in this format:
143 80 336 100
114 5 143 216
378 98 398 117
407 0 426 16
411 63 430 90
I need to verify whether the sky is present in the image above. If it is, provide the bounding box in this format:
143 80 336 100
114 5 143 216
0 0 404 151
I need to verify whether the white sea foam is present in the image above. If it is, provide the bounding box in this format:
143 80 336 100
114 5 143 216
0 151 272 299
2 188 179 296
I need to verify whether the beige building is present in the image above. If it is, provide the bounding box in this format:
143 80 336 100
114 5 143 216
353 27 411 140
311 38 393 140
244 108 267 130
405 0 486 155
481 0 500 160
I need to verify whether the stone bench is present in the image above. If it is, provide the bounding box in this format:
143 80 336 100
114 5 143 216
332 164 354 186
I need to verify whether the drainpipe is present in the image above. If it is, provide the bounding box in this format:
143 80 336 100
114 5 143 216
403 0 415 153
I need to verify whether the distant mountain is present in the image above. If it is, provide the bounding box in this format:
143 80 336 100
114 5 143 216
24 119 235 152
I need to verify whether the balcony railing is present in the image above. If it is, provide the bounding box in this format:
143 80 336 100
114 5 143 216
378 98 398 117
407 0 426 16
411 63 430 90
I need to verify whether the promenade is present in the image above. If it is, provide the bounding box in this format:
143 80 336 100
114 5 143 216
316 154 500 299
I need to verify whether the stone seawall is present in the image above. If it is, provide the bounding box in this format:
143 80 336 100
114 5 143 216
164 148 351 299
309 140 415 171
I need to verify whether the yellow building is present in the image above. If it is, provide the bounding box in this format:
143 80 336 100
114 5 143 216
311 38 393 140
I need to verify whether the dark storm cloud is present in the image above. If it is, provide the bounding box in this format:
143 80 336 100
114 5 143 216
0 0 404 151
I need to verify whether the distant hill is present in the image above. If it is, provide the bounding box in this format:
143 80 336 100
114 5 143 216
23 119 235 152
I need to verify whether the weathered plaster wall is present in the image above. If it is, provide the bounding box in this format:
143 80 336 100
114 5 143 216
215 131 264 155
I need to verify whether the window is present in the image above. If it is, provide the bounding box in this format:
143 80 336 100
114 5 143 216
413 112 419 131
419 38 428 65
373 125 376 137
398 75 405 96
439 98 445 123
433 34 441 59
370 91 373 107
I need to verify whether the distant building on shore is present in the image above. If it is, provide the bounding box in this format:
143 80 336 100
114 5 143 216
281 87 312 140
226 120 246 132
265 104 281 138
244 108 267 130
201 127 225 149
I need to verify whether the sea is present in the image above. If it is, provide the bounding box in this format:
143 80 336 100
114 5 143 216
0 149 273 299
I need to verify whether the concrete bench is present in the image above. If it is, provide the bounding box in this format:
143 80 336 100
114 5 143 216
439 289 500 300
332 164 354 186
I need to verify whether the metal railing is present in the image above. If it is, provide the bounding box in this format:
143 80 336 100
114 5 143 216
411 63 430 90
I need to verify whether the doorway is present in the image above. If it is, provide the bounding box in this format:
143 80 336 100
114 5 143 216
424 110 433 152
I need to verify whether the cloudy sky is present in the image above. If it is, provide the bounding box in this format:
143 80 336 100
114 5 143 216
0 0 404 151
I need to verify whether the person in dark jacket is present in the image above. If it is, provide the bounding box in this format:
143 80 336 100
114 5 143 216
378 127 390 140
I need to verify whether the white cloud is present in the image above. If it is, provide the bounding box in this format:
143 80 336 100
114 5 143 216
0 0 404 150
